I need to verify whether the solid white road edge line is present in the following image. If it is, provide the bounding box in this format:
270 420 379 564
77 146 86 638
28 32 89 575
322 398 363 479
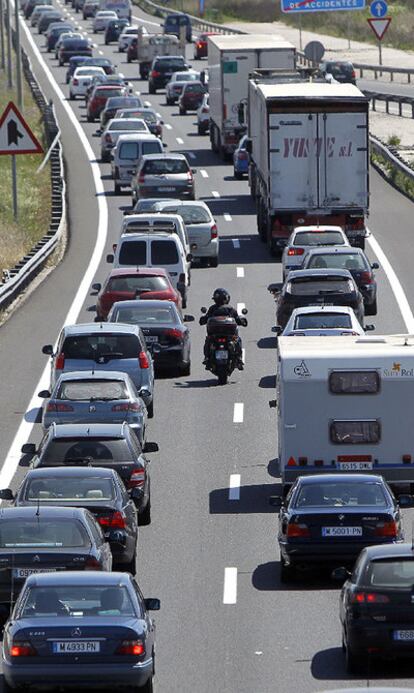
236 267 245 278
229 474 241 501
0 8 108 491
233 403 244 424
223 568 237 604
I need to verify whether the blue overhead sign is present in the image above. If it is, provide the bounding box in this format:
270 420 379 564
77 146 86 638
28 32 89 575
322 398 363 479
370 0 387 17
281 0 366 12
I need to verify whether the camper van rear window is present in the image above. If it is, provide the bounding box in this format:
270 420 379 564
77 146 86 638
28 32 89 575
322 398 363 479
329 371 380 395
330 420 381 445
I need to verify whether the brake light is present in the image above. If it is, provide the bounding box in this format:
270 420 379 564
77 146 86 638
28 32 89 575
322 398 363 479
374 521 398 538
238 151 248 160
202 107 209 113
352 592 390 604
128 469 145 488
97 510 127 529
55 352 65 370
287 247 304 256
165 328 183 340
138 173 145 184
287 523 310 538
111 402 141 412
210 224 218 240
10 642 37 657
139 351 149 368
46 402 74 412
151 70 160 78
186 170 193 183
351 70 356 79
73 78 79 86
359 271 373 284
85 556 101 570
105 133 112 143
116 640 145 656
197 41 202 48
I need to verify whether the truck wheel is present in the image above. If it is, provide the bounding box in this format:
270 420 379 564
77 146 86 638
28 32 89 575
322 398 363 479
267 221 279 258
257 199 266 242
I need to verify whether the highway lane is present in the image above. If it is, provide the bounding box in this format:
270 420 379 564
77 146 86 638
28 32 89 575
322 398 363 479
1 4 414 692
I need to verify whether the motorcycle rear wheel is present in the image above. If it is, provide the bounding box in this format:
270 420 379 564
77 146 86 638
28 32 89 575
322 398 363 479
217 367 228 385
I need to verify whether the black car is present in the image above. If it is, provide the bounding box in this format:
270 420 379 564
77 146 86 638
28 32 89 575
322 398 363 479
82 56 115 75
271 474 404 583
301 246 379 316
336 542 414 674
22 422 156 525
105 18 129 44
65 55 90 83
59 37 92 66
148 55 189 94
319 60 356 85
46 23 73 51
100 96 141 129
38 10 63 34
0 506 112 612
1 467 138 573
269 268 365 329
108 299 193 374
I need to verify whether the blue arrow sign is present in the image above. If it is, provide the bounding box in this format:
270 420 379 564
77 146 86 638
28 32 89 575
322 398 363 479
281 0 366 12
370 0 387 17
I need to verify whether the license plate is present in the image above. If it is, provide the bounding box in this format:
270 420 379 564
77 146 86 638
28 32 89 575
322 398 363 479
13 568 57 579
146 336 158 343
322 527 362 537
394 631 414 641
53 641 100 653
215 350 228 360
158 187 175 192
338 462 373 471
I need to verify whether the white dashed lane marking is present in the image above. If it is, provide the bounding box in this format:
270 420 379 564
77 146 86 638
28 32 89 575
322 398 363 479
176 137 184 145
211 190 220 198
200 169 208 178
223 568 238 604
224 213 232 221
229 474 241 501
236 267 244 278
233 403 244 423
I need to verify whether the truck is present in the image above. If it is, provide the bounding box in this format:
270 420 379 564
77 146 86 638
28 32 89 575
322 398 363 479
207 34 296 159
274 335 414 495
137 32 181 79
247 78 370 255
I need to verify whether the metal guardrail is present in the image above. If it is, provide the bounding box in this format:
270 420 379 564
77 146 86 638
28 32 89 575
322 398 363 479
0 36 66 312
355 63 414 84
370 134 414 184
364 89 414 119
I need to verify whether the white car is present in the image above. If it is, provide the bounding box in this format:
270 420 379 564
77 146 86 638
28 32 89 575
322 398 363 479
196 92 209 135
165 71 200 105
101 118 150 162
69 66 106 99
118 25 139 52
93 10 118 32
282 225 350 280
279 305 372 337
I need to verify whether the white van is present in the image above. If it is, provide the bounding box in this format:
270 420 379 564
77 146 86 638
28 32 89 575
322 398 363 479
111 133 164 194
107 232 191 307
120 213 190 257
99 0 131 20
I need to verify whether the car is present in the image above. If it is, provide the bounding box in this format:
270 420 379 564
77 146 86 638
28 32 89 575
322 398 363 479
0 506 112 611
41 322 155 416
24 0 52 19
39 370 148 445
148 55 189 94
153 199 219 267
269 268 365 329
271 473 405 584
116 107 163 139
30 5 55 27
38 9 63 33
87 85 126 122
163 12 192 42
85 73 133 103
55 31 83 59
165 70 200 105
83 0 99 18
82 56 116 75
134 153 196 201
24 422 154 522
93 9 118 32
65 55 92 84
193 31 217 59
109 299 193 375
319 60 357 85
282 225 350 280
59 37 93 65
104 17 129 44
2 571 159 692
178 81 206 115
233 135 250 179
94 267 183 320
45 23 73 51
119 213 191 262
1 467 139 572
111 134 164 194
128 197 176 214
300 246 379 316
100 95 143 130
101 118 149 162
336 542 414 674
118 24 139 51
69 65 106 100
279 305 370 337
196 92 209 135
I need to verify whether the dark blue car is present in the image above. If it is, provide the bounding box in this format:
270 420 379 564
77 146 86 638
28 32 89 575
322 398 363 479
163 13 191 42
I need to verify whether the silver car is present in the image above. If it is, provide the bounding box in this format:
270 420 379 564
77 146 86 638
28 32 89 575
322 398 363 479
39 370 148 445
101 117 149 162
93 10 117 32
41 322 155 417
135 153 196 200
154 199 218 267
282 225 349 280
165 70 200 105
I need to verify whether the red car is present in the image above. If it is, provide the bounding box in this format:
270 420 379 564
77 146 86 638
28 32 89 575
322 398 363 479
86 85 126 122
127 37 138 63
193 32 217 59
178 81 206 115
94 267 183 320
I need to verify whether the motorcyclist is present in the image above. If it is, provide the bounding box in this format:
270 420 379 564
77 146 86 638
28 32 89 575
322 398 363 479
199 288 244 370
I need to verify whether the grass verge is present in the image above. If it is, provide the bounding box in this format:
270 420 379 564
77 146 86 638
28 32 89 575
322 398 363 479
371 149 414 202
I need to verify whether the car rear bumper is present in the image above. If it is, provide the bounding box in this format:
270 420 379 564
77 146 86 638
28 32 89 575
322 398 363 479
153 345 185 367
191 242 218 259
138 186 194 200
347 623 414 658
281 539 397 566
282 465 414 486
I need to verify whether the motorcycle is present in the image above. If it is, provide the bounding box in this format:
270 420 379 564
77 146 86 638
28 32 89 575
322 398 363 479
200 307 248 385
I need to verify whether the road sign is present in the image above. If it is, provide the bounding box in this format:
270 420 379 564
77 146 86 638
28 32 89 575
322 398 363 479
367 16 391 40
0 101 43 155
304 40 325 63
281 0 366 13
370 0 387 17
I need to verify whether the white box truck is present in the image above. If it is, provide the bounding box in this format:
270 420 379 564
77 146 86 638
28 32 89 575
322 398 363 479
137 32 181 79
207 34 296 158
247 80 369 255
275 335 414 494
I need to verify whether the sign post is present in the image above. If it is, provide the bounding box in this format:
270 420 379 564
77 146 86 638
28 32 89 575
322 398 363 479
0 101 43 220
368 1 390 66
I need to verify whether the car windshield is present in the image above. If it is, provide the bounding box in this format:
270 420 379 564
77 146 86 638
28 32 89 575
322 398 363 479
23 476 115 502
294 482 387 508
18 585 136 618
114 305 176 324
294 231 345 246
61 333 139 359
96 88 123 98
160 204 210 224
326 62 354 77
106 98 140 109
108 276 168 292
41 437 132 464
289 277 352 295
294 313 353 329
109 120 147 131
143 159 188 174
156 60 185 72
307 253 366 271
365 560 414 588
57 379 128 401
0 519 90 548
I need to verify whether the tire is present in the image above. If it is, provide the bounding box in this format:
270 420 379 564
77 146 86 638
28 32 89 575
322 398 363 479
234 169 243 180
147 400 154 419
345 639 366 675
87 114 93 122
59 59 63 66
179 107 186 115
197 124 202 135
166 96 173 105
127 55 131 63
209 257 218 268
136 676 153 693
114 182 121 194
69 92 75 100
101 152 109 163
148 84 155 95
139 498 151 526
365 297 377 316
280 558 294 584
122 550 137 575
217 367 228 386
257 198 266 242
180 360 190 376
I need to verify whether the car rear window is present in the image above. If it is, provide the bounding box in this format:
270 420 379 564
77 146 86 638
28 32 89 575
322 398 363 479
143 159 188 174
61 333 139 359
294 231 345 246
307 253 366 271
114 305 176 324
151 240 179 265
109 120 147 131
294 313 352 329
289 277 353 295
326 62 354 77
294 481 387 508
20 585 136 618
106 97 141 109
96 88 123 98
64 39 89 48
155 59 185 72
0 519 90 548
184 84 204 93
118 240 147 265
365 560 414 588
161 204 210 224
24 475 115 502
108 275 168 292
57 379 128 401
42 437 132 464
142 141 163 156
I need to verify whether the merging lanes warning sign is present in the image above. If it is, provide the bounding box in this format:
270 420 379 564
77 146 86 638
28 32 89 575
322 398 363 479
367 16 392 40
0 101 43 155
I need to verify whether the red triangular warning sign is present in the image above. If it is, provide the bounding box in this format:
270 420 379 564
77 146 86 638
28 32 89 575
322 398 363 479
0 101 43 155
367 17 392 41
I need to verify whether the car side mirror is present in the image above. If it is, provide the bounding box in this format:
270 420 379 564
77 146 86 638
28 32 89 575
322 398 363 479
106 253 114 263
143 441 159 453
144 597 160 611
371 262 379 270
42 344 54 355
269 399 277 408
274 325 282 336
398 494 414 508
268 495 283 509
0 489 14 501
241 308 248 315
331 566 350 582
245 138 252 154
38 390 51 399
191 168 197 174
92 282 101 292
364 324 375 332
21 443 36 455
186 253 192 262
183 314 194 322
200 306 207 314
268 283 281 295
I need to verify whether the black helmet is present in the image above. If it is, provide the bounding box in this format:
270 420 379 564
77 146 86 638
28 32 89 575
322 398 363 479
212 288 230 306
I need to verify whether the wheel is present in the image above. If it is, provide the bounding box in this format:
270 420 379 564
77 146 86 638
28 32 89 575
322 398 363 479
59 59 63 66
147 400 154 419
166 96 173 105
345 638 366 675
69 92 75 100
209 257 218 268
127 55 131 63
280 557 294 584
122 550 137 575
217 367 228 386
180 360 190 376
197 124 203 135
101 152 109 163
137 675 154 693
114 182 121 194
179 107 186 115
148 84 155 94
87 114 94 122
257 198 266 242
234 169 243 180
139 498 151 526
105 39 108 44
365 298 377 316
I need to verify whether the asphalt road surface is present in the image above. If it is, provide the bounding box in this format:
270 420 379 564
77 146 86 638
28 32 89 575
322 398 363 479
1 4 414 692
